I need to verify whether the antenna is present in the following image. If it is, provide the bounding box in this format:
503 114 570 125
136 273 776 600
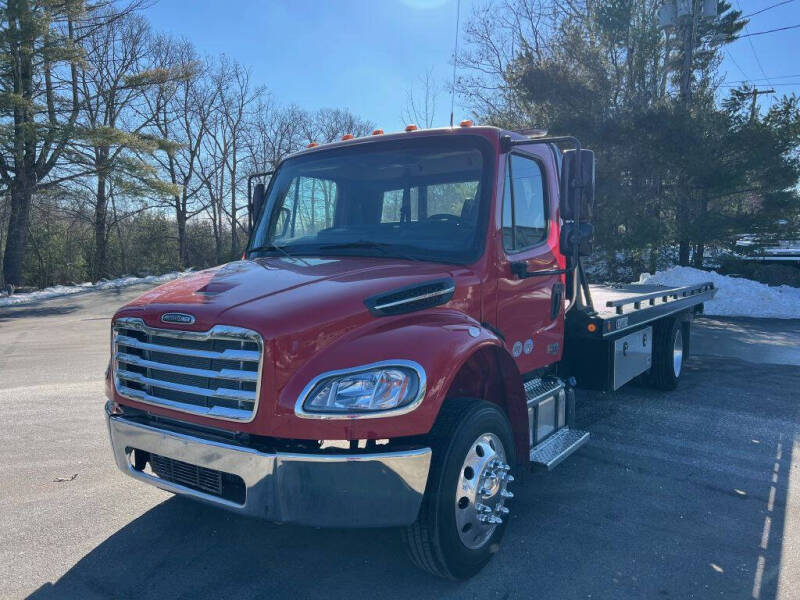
450 0 461 127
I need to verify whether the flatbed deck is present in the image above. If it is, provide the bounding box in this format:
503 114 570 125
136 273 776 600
567 281 716 339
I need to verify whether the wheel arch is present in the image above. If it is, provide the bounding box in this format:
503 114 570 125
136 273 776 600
442 344 528 464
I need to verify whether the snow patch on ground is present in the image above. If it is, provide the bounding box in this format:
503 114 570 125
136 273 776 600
0 271 189 307
638 266 800 319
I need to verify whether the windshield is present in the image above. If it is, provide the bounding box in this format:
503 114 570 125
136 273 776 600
248 136 492 264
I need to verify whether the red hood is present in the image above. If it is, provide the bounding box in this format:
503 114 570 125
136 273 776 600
111 255 486 438
118 257 472 332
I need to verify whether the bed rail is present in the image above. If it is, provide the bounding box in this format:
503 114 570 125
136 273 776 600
605 282 715 315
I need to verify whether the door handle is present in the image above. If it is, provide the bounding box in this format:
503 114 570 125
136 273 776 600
510 261 569 279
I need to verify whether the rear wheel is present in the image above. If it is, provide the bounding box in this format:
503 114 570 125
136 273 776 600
402 399 516 580
650 317 689 390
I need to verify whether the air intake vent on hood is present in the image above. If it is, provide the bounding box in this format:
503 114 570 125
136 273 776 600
365 278 455 317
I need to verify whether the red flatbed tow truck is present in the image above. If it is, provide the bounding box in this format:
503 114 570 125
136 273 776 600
104 124 715 579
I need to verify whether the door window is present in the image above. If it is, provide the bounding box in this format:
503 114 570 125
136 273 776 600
502 154 547 251
272 176 337 241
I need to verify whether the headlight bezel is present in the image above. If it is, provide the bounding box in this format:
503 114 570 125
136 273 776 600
295 360 426 419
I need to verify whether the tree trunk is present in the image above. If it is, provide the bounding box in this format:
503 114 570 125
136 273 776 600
212 211 222 265
2 178 33 287
692 243 705 268
176 197 188 269
3 0 36 288
677 190 691 266
92 172 108 280
110 193 128 274
231 140 238 257
678 240 691 266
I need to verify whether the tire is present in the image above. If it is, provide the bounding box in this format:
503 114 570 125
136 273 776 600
402 398 516 580
649 317 688 390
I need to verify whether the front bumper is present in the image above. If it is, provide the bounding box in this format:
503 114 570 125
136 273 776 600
106 406 432 527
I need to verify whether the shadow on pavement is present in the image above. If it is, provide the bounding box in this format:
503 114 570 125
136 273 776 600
693 316 800 366
27 357 799 600
0 305 79 323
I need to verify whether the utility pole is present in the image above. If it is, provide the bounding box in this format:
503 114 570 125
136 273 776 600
658 0 719 107
658 0 719 266
679 4 696 107
750 88 775 121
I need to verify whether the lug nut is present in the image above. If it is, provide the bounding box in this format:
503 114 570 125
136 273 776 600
501 489 514 499
476 503 491 514
496 505 510 515
506 474 515 483
478 514 503 525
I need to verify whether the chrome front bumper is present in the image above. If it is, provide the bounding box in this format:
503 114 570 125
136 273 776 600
106 408 432 527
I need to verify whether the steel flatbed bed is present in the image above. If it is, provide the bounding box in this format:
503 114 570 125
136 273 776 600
566 281 716 340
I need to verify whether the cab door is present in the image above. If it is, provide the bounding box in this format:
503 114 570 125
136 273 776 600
495 149 565 373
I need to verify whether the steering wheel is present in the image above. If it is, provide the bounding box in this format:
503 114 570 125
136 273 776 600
426 213 461 225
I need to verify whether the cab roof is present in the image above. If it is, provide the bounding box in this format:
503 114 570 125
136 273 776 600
291 125 541 158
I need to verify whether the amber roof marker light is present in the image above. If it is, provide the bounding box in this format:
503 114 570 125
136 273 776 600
372 129 384 135
460 119 474 127
405 124 418 132
306 142 318 148
341 133 354 141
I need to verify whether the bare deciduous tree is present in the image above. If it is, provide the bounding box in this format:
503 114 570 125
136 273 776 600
401 69 439 128
145 36 215 268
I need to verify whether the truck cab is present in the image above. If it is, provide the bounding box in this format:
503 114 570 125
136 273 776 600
105 124 714 579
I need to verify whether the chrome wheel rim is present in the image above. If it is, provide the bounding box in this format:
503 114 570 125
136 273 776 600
673 328 684 378
454 432 514 550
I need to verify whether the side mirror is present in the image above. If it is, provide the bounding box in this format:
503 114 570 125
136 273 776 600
560 149 595 222
251 182 266 222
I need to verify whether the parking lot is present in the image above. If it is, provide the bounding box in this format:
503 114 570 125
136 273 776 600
1 284 798 599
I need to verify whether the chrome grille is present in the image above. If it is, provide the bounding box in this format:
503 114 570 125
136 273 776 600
113 317 263 421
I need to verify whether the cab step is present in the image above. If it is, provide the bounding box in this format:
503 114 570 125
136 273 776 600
529 427 590 470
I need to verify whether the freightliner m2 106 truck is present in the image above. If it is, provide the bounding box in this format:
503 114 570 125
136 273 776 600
105 124 715 579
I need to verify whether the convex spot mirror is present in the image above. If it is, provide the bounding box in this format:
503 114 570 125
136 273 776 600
560 222 594 257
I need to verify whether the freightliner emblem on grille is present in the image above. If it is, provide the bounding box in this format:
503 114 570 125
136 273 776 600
160 312 196 325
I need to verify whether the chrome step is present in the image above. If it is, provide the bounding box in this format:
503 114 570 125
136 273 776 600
529 427 590 470
524 377 563 402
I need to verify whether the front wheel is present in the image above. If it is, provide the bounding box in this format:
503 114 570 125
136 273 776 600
402 399 516 580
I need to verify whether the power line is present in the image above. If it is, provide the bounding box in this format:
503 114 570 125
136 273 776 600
719 82 800 87
743 0 796 19
736 1 775 92
736 23 800 38
725 49 751 80
725 74 800 83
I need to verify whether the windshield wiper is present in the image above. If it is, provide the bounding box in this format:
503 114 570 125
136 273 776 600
316 241 424 262
249 243 310 266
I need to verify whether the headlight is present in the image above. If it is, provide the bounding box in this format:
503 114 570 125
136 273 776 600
300 361 424 416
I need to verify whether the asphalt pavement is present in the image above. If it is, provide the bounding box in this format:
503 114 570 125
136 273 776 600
1 285 798 599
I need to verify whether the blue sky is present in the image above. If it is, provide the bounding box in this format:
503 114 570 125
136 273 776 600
145 0 800 132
